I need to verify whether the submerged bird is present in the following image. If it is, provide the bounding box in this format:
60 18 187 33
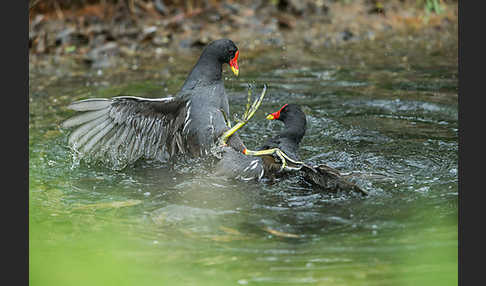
216 103 367 195
61 39 262 169
215 103 307 180
253 103 307 173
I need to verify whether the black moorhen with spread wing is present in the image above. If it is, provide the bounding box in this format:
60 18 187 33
61 39 260 168
216 103 367 195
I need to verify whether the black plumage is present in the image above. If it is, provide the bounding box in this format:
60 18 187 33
215 103 368 196
215 104 306 180
61 39 244 169
259 103 306 172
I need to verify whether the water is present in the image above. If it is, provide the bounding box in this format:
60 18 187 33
29 30 457 285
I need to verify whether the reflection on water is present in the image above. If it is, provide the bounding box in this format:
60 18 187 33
30 31 457 285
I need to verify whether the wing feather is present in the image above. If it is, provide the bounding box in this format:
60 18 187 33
61 109 109 128
62 96 187 167
81 121 115 154
76 116 112 148
68 115 109 146
67 98 112 111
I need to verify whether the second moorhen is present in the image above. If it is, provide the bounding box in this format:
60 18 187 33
216 103 367 195
215 103 307 180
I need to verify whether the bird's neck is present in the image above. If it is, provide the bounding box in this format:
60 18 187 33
182 55 222 90
280 117 306 144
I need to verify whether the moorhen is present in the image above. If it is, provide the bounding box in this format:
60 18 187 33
216 103 368 195
215 103 307 180
61 39 265 169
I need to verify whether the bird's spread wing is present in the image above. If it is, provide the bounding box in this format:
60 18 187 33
61 95 188 168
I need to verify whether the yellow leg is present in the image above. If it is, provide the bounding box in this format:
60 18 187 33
218 84 267 146
244 147 304 171
242 84 253 119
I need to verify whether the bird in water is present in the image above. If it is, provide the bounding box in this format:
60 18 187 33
215 103 307 181
215 103 368 196
61 39 265 170
60 38 366 195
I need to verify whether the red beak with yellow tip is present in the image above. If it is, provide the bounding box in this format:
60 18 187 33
229 50 239 76
266 104 288 120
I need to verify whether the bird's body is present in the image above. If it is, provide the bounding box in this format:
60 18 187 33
177 83 231 157
62 39 243 169
61 39 366 195
215 104 307 180
258 104 306 172
215 103 368 196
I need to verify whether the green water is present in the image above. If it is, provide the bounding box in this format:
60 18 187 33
29 30 457 286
